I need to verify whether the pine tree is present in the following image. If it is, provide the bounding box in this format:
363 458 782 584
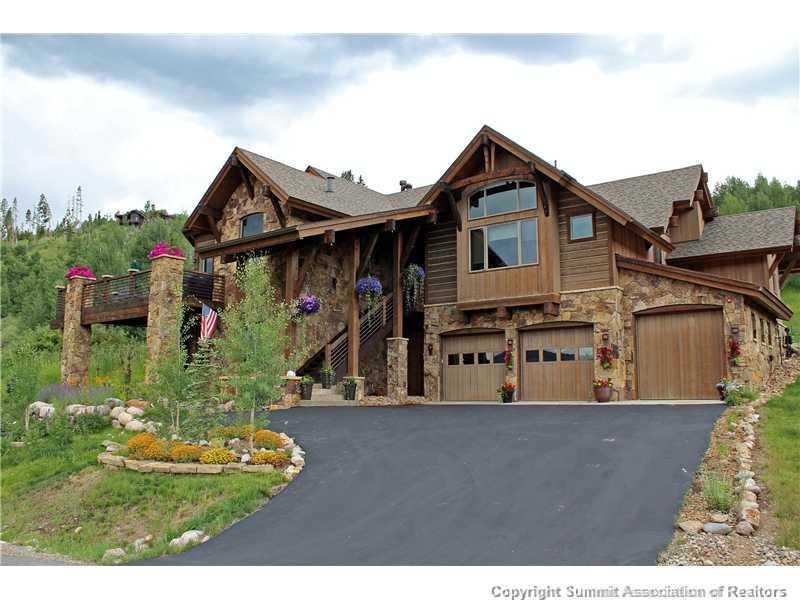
11 198 18 242
340 170 354 182
24 208 33 233
0 198 8 240
35 194 52 236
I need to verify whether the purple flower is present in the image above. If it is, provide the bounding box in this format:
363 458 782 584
414 265 425 279
355 276 383 298
148 242 184 259
296 294 321 315
66 266 96 279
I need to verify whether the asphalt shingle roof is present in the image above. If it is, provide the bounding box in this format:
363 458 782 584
669 206 797 260
241 149 431 216
588 165 702 229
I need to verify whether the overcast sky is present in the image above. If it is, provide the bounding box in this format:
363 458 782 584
1 34 797 220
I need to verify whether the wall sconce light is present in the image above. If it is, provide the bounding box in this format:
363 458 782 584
427 344 433 356
601 332 610 342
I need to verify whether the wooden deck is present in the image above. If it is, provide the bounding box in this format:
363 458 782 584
51 270 225 328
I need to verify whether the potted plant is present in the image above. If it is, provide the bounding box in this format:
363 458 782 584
593 378 613 403
355 275 383 311
320 363 334 389
342 376 358 401
293 294 321 322
498 381 515 403
402 263 425 310
299 375 314 401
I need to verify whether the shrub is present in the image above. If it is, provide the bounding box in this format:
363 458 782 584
702 474 733 512
23 414 74 459
127 432 157 453
199 448 236 464
208 423 255 441
250 450 291 469
253 429 282 449
71 413 108 434
136 439 171 461
169 443 203 463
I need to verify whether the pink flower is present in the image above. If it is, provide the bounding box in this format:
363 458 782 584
65 266 96 279
148 242 184 259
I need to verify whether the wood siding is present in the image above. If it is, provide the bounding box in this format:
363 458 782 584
442 332 506 401
635 308 725 400
670 202 704 243
558 194 611 290
684 255 770 288
520 326 594 400
425 221 457 304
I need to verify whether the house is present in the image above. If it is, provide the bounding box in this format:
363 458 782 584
115 209 175 226
59 126 798 402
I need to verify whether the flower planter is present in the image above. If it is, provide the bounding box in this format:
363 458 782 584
343 382 357 402
321 372 333 389
593 386 613 403
299 383 313 401
501 390 514 404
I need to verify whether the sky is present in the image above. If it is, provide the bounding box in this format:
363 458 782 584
1 33 798 221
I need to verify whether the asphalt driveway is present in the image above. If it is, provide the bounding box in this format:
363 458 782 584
149 404 722 566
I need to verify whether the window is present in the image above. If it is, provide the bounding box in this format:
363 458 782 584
462 353 475 365
447 354 459 366
542 348 558 362
769 323 773 346
560 348 576 362
493 351 506 364
469 218 539 272
240 213 264 237
468 180 537 219
752 312 758 341
569 212 594 241
525 349 540 363
201 257 213 274
477 352 491 365
579 346 594 361
762 319 767 344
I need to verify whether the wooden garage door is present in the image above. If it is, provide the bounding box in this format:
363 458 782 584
521 326 594 401
636 308 725 400
442 332 506 401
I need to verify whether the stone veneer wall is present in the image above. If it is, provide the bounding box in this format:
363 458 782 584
423 287 625 402
61 276 93 386
619 269 778 392
145 254 185 382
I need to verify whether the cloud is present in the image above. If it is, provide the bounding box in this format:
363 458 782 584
1 34 797 223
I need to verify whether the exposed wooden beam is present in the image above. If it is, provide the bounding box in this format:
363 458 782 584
294 245 320 297
357 231 380 279
781 255 799 288
347 235 360 376
543 302 560 317
769 252 785 278
393 229 404 337
444 185 462 231
230 156 254 200
400 223 422 269
262 185 286 228
205 213 221 243
490 142 496 172
427 210 439 225
449 166 532 192
284 246 299 353
530 162 550 218
200 206 222 219
384 219 396 233
483 144 490 173
324 229 336 245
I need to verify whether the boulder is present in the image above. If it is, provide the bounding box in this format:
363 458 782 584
702 523 732 535
735 521 755 536
132 537 149 552
126 406 145 417
676 520 704 534
110 406 126 419
126 399 149 410
168 530 205 549
117 411 133 426
240 453 251 464
102 547 126 562
746 484 762 496
105 397 124 408
66 404 85 416
741 490 758 503
111 419 122 429
741 506 761 529
94 404 110 416
125 419 146 432
735 470 754 481
709 512 728 524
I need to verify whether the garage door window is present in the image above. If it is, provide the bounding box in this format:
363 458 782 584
477 352 491 365
543 348 558 362
560 348 577 361
493 351 506 364
525 349 540 363
447 353 459 366
462 353 475 365
579 346 594 361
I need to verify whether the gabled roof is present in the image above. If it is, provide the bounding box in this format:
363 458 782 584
668 207 798 261
588 165 703 230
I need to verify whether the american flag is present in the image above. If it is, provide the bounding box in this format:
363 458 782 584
200 303 218 340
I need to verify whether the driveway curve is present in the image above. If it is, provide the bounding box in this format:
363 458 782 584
147 404 722 565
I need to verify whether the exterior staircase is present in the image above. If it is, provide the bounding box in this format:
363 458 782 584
299 383 357 407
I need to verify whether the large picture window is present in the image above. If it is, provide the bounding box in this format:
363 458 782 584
469 218 538 272
240 213 264 237
469 180 537 219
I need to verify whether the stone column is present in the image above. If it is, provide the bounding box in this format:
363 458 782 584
386 337 408 404
61 275 94 386
145 254 186 382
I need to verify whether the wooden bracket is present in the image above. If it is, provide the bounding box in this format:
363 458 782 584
427 210 439 225
444 184 462 231
357 231 380 279
262 185 286 228
769 252 785 277
384 219 396 233
400 223 422 269
205 213 221 243
780 254 799 288
231 156 254 199
529 162 550 217
543 301 560 317
294 245 320 297
324 229 336 245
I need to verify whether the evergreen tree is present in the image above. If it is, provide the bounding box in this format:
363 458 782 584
340 169 354 182
35 194 52 236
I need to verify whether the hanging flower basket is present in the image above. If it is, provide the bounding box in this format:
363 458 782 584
147 242 184 259
355 275 383 310
65 266 96 280
728 337 741 367
292 294 321 321
598 346 614 370
402 263 425 310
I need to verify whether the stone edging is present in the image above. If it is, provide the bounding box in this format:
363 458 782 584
97 445 305 478
728 402 763 536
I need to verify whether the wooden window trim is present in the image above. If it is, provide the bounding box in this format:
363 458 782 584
467 217 539 274
240 212 265 238
567 210 596 243
465 179 538 221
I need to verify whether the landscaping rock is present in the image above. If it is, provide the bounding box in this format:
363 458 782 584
702 523 732 535
125 406 145 417
168 530 205 549
742 490 758 503
240 453 251 463
102 547 126 562
132 537 149 552
111 419 121 429
746 484 762 495
741 506 761 529
10 441 25 448
117 411 133 426
105 397 124 408
144 422 159 434
102 440 120 452
676 520 704 534
709 512 728 524
743 478 757 489
198 440 209 447
735 470 755 481
221 401 234 412
66 404 85 416
735 521 755 536
291 455 305 467
150 462 172 473
243 464 274 473
74 526 82 534
110 406 126 419
125 419 145 432
126 399 148 410
196 464 223 474
223 463 244 473
270 483 288 496
169 463 197 474
94 404 110 416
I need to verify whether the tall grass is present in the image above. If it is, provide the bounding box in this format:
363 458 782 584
701 473 733 512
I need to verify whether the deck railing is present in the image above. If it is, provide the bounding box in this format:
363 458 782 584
329 292 394 372
182 272 225 306
50 287 66 329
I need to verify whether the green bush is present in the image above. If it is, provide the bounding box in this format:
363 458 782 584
71 413 108 435
701 474 733 512
726 386 759 406
23 414 74 459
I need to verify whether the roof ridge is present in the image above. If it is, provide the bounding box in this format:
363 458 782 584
708 206 796 220
588 164 702 188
